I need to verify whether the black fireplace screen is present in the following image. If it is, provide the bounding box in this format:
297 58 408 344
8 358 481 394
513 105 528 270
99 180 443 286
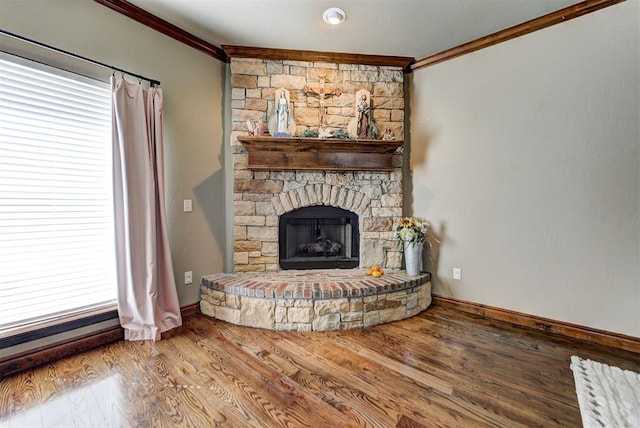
279 206 359 270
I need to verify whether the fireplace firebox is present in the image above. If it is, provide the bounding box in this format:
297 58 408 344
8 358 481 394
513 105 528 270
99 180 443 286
279 206 359 270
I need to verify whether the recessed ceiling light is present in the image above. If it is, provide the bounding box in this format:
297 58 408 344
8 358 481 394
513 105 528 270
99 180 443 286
323 7 346 25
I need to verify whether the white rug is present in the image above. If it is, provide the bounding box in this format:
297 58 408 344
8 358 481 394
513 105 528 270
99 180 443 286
571 355 640 428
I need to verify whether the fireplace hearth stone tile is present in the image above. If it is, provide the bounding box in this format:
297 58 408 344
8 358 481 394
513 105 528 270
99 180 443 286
200 269 431 332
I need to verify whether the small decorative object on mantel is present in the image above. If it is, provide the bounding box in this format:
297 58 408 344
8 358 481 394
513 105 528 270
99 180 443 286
395 217 428 276
298 128 319 138
330 129 353 139
369 121 379 139
296 127 354 139
268 88 296 137
318 126 333 139
382 127 395 140
245 120 256 136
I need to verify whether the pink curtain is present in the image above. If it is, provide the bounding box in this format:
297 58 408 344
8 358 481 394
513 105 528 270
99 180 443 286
111 75 182 341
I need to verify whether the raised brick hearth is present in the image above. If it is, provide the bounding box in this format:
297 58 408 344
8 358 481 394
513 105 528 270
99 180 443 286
200 269 431 331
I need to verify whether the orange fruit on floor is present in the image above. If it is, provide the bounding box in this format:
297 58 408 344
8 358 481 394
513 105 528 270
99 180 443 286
366 268 373 275
372 265 381 271
372 270 383 278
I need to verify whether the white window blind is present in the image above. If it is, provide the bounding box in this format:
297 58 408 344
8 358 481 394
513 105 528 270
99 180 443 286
0 53 117 334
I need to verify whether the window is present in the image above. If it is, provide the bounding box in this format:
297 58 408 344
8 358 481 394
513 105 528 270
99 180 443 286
0 52 117 337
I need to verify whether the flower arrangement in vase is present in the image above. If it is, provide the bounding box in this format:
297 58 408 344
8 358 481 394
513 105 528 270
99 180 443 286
395 217 428 276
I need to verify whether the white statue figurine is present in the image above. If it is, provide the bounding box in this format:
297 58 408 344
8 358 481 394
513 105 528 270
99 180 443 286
276 91 291 134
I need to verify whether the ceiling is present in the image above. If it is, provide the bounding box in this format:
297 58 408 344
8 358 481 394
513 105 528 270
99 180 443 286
126 0 583 59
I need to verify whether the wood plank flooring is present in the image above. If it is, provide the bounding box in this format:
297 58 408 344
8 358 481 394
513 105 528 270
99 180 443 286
2 305 639 427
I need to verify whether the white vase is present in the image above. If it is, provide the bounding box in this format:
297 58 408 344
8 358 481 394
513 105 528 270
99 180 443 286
404 241 424 276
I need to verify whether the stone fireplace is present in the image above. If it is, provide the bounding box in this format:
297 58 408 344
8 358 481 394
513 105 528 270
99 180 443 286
200 51 432 332
230 57 406 272
233 174 403 271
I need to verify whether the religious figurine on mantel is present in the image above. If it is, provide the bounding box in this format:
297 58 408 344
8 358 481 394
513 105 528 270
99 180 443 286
357 93 370 138
268 88 296 137
303 74 341 133
348 88 378 139
382 127 395 140
276 91 290 133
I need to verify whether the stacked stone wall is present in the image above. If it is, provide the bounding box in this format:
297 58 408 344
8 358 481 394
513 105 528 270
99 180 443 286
230 58 406 272
230 59 405 137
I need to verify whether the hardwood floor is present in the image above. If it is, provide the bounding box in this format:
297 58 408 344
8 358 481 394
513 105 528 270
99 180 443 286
2 305 639 427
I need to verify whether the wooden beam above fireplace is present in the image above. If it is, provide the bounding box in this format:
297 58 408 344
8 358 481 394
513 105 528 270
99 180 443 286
237 137 403 171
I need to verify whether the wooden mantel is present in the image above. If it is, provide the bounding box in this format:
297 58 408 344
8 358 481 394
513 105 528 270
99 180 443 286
237 136 404 171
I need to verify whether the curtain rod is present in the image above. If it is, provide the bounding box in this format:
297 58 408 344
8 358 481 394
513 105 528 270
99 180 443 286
0 28 161 86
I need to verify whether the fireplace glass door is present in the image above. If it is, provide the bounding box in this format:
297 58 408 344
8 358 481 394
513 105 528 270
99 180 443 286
279 206 359 270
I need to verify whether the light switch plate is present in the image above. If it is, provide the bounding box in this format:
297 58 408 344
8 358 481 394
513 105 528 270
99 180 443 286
183 199 192 212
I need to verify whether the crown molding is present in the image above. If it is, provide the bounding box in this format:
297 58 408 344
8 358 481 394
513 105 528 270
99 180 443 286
94 0 622 73
223 45 414 70
93 0 227 62
411 0 626 71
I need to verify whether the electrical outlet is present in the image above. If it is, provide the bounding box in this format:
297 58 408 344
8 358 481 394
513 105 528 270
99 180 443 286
183 199 192 212
184 271 193 285
452 267 462 280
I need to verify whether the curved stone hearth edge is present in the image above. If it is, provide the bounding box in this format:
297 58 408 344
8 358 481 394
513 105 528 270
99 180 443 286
200 269 432 331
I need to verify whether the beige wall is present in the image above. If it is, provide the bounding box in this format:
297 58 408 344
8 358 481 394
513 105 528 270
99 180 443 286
0 1 226 309
409 1 639 337
1 0 637 352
